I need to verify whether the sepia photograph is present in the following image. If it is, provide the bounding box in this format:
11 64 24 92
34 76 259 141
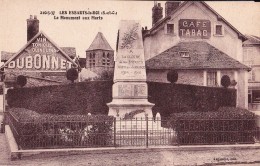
0 0 260 165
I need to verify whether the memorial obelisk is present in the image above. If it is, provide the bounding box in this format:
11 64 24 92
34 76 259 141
107 20 154 119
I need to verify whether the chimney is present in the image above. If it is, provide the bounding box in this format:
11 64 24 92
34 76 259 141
165 1 181 16
27 15 39 42
152 2 163 26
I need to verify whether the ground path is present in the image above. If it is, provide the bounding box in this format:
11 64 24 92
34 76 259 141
1 133 260 166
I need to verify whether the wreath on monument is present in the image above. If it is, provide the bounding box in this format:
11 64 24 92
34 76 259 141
123 110 145 120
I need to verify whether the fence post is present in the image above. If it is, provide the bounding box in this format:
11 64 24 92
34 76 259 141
146 116 148 148
114 117 116 147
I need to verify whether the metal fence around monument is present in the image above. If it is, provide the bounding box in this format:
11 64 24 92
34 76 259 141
6 112 260 149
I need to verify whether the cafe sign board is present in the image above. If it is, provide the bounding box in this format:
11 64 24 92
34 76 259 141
179 19 211 39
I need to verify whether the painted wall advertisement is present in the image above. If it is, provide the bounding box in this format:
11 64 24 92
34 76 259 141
179 19 211 39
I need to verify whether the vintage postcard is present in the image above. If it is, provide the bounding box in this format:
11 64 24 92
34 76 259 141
0 0 259 165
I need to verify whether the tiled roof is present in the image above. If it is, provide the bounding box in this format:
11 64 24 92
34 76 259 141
60 47 76 58
243 35 260 45
145 41 250 71
86 32 113 51
1 51 15 61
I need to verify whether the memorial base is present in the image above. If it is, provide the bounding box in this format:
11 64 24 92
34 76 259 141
107 99 154 118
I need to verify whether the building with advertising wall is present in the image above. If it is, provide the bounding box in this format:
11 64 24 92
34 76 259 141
1 15 78 88
243 35 260 111
143 1 250 109
0 15 78 112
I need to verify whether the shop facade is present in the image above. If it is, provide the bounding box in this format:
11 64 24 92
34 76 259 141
243 35 260 111
143 1 250 109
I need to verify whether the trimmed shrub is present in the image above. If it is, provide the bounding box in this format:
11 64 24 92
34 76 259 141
167 107 259 145
167 70 178 83
66 68 78 83
16 75 27 87
8 108 114 149
221 75 231 88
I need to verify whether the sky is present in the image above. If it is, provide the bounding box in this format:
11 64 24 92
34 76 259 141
0 0 259 60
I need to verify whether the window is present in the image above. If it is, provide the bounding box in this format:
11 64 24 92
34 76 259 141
102 52 110 66
243 48 253 62
166 24 174 34
89 53 95 67
252 90 260 103
214 24 224 36
243 48 254 81
207 71 217 86
247 65 255 81
179 51 190 58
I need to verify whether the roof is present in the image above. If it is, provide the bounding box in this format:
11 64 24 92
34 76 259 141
243 35 260 46
86 32 113 51
60 47 76 58
1 47 76 62
144 1 247 42
1 31 78 68
145 41 250 71
1 51 15 62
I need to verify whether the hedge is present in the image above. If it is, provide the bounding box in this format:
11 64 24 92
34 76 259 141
7 81 113 115
7 81 236 117
167 107 259 145
8 108 114 149
148 82 236 117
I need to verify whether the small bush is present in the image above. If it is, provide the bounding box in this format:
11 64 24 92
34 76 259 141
167 70 178 83
66 68 78 83
16 75 27 87
221 75 231 88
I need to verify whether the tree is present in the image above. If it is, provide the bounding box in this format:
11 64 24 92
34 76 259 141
221 75 231 88
16 75 27 87
167 70 178 83
66 68 78 83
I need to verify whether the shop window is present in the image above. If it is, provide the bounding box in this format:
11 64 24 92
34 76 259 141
252 90 260 103
89 53 95 67
166 24 174 34
207 71 217 86
248 93 252 104
214 24 224 36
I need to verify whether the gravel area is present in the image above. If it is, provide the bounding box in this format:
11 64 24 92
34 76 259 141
1 133 260 166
